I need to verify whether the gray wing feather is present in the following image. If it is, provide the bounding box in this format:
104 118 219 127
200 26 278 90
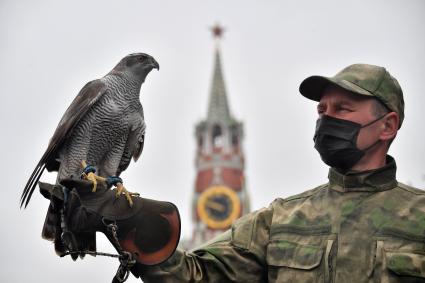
132 133 145 162
21 79 107 208
116 116 145 176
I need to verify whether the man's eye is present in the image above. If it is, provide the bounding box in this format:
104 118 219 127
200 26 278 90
336 106 351 112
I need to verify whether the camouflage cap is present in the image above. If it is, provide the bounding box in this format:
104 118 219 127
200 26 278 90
299 63 405 127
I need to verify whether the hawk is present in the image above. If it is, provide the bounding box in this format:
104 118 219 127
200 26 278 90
21 53 159 209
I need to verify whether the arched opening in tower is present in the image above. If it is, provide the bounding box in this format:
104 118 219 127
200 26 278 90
198 136 203 148
231 131 239 147
212 124 223 148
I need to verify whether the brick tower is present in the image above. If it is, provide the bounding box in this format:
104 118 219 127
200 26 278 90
187 25 251 249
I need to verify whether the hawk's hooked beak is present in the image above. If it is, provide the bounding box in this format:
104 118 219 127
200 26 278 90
149 58 160 71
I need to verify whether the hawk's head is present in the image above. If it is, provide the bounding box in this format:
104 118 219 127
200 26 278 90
111 53 159 81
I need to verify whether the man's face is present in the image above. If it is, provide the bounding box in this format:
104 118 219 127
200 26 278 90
317 86 383 151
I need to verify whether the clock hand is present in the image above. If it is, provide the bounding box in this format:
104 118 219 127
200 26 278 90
205 200 226 212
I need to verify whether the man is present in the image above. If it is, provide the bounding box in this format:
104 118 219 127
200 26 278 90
132 63 425 282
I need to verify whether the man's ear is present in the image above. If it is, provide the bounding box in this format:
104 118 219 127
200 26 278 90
380 112 399 141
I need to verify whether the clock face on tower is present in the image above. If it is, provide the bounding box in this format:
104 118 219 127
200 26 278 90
197 185 241 229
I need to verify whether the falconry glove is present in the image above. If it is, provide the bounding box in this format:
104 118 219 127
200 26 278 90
39 179 181 266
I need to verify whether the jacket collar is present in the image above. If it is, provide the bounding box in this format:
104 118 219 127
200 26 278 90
328 155 398 192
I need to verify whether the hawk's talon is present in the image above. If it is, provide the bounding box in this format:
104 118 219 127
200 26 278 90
80 160 106 192
86 172 98 192
115 183 124 197
115 183 139 207
80 161 137 206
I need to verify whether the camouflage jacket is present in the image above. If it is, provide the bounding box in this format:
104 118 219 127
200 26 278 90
137 156 425 282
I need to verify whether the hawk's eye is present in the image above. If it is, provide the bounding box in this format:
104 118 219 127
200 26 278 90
138 57 145 62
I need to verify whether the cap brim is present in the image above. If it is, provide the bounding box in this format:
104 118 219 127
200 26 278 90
299 75 373 101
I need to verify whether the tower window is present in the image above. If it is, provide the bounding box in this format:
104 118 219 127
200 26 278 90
212 124 223 148
232 133 239 146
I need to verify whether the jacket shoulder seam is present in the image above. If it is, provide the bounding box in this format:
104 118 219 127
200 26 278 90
397 182 425 195
282 183 328 203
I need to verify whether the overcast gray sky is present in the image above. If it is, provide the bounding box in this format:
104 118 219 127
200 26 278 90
1 0 424 282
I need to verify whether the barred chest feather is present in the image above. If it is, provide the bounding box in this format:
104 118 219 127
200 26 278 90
58 73 144 178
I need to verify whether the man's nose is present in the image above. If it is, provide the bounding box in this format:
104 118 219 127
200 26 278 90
323 107 337 117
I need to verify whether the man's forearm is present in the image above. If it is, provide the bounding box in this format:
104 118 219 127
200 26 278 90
135 231 266 282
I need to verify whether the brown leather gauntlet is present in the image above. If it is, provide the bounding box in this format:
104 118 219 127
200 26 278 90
39 179 181 266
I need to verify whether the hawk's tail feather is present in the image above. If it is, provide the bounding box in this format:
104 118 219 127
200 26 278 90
20 163 46 208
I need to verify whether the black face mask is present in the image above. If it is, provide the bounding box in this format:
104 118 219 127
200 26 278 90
313 114 386 171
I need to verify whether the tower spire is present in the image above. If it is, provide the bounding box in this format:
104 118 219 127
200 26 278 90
207 24 232 123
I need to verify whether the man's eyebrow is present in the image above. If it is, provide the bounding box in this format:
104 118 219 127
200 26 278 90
317 99 356 109
338 100 355 107
329 99 356 107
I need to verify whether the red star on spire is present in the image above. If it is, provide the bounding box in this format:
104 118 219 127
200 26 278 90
211 24 225 39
